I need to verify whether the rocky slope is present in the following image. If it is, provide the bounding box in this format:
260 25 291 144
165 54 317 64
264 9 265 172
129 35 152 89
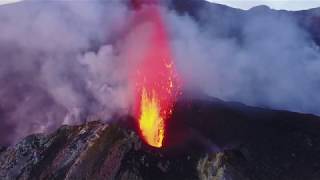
0 120 227 180
1 97 320 179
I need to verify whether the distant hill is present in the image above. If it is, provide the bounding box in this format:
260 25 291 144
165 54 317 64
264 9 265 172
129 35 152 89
169 0 320 45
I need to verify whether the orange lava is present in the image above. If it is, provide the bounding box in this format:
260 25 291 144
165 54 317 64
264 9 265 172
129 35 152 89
131 2 180 148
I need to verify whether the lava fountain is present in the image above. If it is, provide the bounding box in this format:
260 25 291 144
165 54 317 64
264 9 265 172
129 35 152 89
131 1 181 148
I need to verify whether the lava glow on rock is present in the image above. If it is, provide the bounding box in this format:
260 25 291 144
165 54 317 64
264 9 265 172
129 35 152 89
131 0 180 148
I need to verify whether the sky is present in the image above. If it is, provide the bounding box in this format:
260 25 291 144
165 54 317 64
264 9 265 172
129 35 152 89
0 0 22 5
207 0 320 10
0 0 320 11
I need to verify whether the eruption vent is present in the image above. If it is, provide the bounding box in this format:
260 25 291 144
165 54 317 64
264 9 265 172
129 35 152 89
131 1 180 148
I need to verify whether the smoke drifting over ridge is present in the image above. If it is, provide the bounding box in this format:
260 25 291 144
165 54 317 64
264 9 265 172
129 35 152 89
168 5 320 115
0 0 320 144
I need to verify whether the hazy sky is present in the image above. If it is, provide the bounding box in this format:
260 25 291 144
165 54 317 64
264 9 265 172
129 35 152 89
207 0 320 10
0 0 23 5
0 0 320 11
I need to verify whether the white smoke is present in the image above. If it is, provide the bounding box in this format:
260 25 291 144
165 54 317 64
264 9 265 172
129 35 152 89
166 4 320 115
0 0 131 144
1 0 320 144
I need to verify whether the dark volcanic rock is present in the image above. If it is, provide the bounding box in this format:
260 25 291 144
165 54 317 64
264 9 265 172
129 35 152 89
0 121 225 180
0 146 6 154
1 96 320 180
171 97 320 180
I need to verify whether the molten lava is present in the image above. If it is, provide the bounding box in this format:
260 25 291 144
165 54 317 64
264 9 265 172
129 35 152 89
131 1 180 148
139 88 165 147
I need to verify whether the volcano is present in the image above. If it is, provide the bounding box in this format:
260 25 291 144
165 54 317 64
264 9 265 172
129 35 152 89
1 0 320 180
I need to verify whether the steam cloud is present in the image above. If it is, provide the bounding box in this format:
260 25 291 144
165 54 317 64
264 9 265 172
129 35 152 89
167 5 320 115
0 0 131 144
0 0 320 144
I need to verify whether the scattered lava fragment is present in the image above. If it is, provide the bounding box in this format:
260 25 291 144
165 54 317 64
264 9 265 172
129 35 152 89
130 0 181 148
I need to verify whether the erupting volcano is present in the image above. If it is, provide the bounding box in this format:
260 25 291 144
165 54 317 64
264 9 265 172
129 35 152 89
131 1 181 148
3 1 320 179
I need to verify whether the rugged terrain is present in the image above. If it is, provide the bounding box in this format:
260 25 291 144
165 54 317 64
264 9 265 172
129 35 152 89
0 120 225 180
1 97 320 179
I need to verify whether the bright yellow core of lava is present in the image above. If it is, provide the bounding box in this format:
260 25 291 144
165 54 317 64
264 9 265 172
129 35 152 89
139 88 165 148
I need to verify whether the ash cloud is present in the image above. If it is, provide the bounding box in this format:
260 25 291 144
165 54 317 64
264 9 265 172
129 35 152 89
0 0 132 144
166 5 320 115
1 0 320 145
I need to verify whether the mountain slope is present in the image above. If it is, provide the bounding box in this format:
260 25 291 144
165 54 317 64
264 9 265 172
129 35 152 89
170 0 320 45
1 97 320 179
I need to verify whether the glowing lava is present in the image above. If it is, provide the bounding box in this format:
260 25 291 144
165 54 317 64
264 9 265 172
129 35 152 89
131 1 180 148
139 88 165 147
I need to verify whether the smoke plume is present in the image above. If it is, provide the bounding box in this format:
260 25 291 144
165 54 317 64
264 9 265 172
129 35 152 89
166 4 320 115
0 0 320 144
0 0 131 144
